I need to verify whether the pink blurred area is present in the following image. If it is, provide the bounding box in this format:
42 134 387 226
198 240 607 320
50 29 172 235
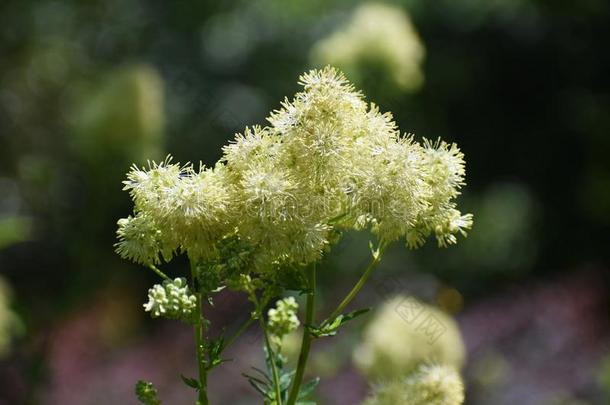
38 268 608 405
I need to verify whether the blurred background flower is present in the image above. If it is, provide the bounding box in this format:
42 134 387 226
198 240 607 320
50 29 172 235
353 296 465 381
310 3 425 92
0 276 22 358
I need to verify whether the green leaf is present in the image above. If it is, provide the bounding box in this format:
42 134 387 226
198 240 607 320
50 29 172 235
251 366 273 383
205 335 231 371
209 357 232 369
180 375 200 390
243 373 269 387
247 378 271 398
243 373 271 398
297 377 320 399
307 308 371 338
279 369 296 390
339 307 371 324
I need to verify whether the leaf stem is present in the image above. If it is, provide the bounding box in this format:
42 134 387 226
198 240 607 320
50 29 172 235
286 263 316 405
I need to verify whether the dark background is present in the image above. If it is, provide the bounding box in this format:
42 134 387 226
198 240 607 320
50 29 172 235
0 0 609 404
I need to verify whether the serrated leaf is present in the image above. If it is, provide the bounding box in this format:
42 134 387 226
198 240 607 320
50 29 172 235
180 375 200 390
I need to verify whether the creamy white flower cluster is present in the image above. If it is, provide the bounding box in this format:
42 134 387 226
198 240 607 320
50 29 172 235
268 297 300 344
364 364 464 405
143 278 197 321
116 67 472 275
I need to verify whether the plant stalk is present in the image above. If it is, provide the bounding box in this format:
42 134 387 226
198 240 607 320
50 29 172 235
258 315 283 405
190 261 209 405
286 264 316 405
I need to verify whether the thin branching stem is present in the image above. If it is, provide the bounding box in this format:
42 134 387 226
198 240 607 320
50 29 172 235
224 315 255 350
326 240 389 323
148 264 171 281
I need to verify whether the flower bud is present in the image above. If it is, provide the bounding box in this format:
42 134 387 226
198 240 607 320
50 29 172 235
143 278 197 323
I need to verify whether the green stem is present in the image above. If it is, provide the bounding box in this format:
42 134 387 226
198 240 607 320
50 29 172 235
224 316 255 350
148 264 171 281
258 314 283 405
190 261 209 405
286 264 316 405
326 240 388 324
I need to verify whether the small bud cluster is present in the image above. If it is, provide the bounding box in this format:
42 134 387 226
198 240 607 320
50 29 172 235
268 297 300 345
364 364 464 405
143 278 197 322
135 380 161 405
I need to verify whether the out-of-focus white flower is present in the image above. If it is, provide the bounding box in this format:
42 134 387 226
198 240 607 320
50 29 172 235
354 295 465 380
311 3 425 91
0 277 22 358
363 363 465 405
71 64 165 162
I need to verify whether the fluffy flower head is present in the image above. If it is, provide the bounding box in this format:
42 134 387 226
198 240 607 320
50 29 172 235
354 295 465 380
363 364 465 405
116 67 472 281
